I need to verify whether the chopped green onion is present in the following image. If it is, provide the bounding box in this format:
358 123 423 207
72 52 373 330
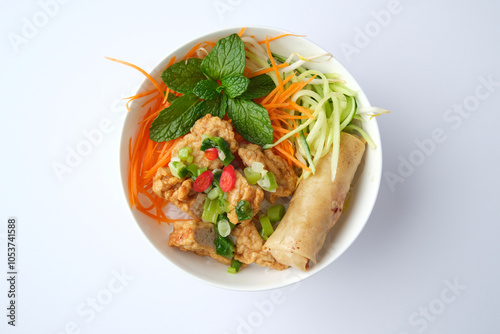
259 215 274 240
235 200 253 222
196 167 207 177
217 148 226 161
214 235 235 258
178 147 193 163
168 161 188 179
227 259 242 274
186 163 199 179
244 167 261 185
251 161 267 176
200 136 235 166
218 196 229 213
217 216 232 237
202 199 220 223
268 204 286 222
257 172 278 192
208 186 222 200
202 195 229 223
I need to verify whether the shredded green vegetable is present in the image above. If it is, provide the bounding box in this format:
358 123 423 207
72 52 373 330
242 37 380 183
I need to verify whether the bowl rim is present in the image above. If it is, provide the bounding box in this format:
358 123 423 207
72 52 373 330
118 25 383 291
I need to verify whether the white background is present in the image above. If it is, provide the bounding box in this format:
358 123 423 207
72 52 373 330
1 0 499 333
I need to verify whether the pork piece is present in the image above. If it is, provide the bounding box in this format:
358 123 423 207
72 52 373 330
226 171 264 225
238 143 298 203
169 220 231 265
171 114 239 170
152 167 206 219
232 220 288 270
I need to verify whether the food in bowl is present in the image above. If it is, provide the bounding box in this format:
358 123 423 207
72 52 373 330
111 27 382 276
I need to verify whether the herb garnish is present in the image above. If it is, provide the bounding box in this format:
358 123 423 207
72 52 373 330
149 33 276 146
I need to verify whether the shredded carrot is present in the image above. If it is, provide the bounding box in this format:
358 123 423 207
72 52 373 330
247 62 289 78
143 138 179 179
244 66 253 76
183 42 203 60
141 94 160 108
271 117 294 129
264 37 283 91
272 126 294 134
106 57 163 96
168 56 177 67
124 88 157 101
257 33 305 44
264 103 289 109
288 101 315 119
266 106 312 121
119 28 321 223
138 104 165 125
124 89 159 112
261 73 295 105
273 146 312 172
161 87 171 105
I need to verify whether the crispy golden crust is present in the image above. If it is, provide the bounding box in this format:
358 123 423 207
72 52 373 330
226 171 264 225
169 219 287 270
152 167 206 219
232 220 288 270
168 220 231 265
238 143 297 203
171 114 239 170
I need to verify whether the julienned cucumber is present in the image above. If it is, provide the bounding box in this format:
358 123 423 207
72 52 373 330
258 50 375 182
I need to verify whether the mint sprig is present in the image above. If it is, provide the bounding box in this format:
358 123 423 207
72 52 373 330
200 33 246 81
221 74 249 98
227 98 273 145
149 93 202 141
193 80 220 100
160 58 205 94
150 33 276 146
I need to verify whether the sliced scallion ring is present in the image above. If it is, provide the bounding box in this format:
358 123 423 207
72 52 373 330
217 218 231 237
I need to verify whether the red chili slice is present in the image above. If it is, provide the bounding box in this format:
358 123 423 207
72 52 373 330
193 170 213 192
220 165 236 192
204 148 219 161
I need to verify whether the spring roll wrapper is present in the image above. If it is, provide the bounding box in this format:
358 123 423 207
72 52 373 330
264 132 366 270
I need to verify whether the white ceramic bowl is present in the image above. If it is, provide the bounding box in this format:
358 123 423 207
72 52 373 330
120 26 382 291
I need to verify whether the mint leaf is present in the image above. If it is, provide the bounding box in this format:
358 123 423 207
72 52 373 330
161 58 205 94
216 93 227 118
201 34 245 81
239 74 276 99
227 98 273 146
166 93 179 104
221 74 250 98
149 93 202 142
193 80 220 100
197 94 227 119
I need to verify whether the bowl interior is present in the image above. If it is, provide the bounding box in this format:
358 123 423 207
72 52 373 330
119 26 382 291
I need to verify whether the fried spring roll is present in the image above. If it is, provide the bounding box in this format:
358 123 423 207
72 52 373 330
264 132 366 270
